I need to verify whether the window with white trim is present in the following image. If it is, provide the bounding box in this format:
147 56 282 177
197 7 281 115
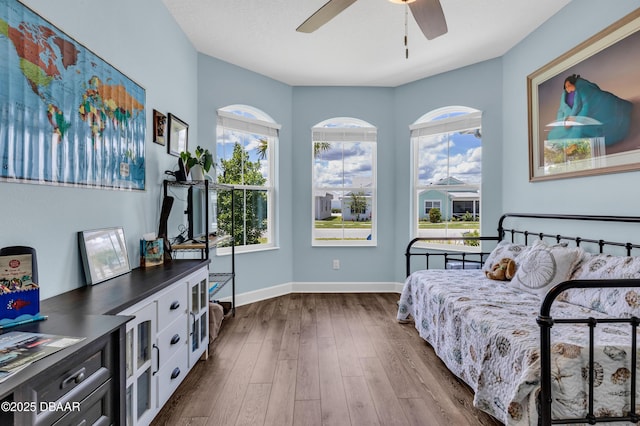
411 106 482 250
216 105 279 253
312 117 377 246
424 200 441 215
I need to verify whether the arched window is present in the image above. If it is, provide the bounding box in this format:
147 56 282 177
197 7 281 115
216 105 279 252
312 117 377 246
410 106 482 250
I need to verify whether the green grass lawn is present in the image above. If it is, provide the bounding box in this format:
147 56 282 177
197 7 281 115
314 216 371 229
419 221 479 229
314 216 478 230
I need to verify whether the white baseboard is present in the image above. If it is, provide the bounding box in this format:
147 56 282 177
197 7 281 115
217 281 404 307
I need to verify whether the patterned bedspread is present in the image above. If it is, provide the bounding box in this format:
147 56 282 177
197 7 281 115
397 269 639 425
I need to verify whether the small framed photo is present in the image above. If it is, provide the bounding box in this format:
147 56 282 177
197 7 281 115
153 109 167 146
78 227 131 285
167 113 188 157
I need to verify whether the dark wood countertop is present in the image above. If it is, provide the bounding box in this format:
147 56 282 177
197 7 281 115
0 260 210 407
0 313 131 400
42 259 210 316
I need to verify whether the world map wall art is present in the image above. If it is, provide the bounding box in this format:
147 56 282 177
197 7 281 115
0 0 146 190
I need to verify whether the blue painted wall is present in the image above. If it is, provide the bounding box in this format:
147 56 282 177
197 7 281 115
502 0 640 219
292 87 396 283
2 0 637 300
196 54 294 296
0 0 197 298
393 59 504 279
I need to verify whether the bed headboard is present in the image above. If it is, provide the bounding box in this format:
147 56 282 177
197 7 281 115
498 213 640 255
405 212 640 276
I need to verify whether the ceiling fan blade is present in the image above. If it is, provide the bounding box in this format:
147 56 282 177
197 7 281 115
296 0 358 33
409 0 448 40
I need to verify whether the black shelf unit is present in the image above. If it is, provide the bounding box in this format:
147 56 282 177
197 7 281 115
163 179 236 315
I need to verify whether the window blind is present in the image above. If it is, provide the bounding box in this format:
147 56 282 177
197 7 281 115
217 109 280 137
409 111 482 137
312 126 377 142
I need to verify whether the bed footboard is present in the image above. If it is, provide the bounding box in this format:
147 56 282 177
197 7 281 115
539 279 640 425
405 235 498 276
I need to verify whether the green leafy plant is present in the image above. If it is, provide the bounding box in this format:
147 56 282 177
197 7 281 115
462 229 480 246
180 146 214 174
429 207 442 223
194 146 214 173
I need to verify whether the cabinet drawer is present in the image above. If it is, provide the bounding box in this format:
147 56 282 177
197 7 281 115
52 379 113 426
157 345 188 407
157 314 187 367
156 284 187 331
25 336 114 425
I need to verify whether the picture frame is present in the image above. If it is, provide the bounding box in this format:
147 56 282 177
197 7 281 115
153 109 167 146
78 227 131 286
1 0 146 190
528 9 640 181
167 113 189 157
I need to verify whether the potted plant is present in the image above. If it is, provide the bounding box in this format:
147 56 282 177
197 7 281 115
180 146 214 180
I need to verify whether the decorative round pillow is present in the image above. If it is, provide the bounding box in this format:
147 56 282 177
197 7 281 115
515 248 556 290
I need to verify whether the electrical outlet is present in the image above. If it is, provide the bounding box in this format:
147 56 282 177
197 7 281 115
332 259 340 270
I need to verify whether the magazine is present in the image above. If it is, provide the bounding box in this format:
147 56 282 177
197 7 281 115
0 331 85 383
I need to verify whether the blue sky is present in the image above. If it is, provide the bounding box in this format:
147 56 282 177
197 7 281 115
313 142 373 189
416 131 482 186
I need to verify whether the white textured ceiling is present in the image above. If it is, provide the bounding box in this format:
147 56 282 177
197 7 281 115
162 0 572 87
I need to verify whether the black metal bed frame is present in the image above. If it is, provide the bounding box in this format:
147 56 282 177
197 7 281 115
404 213 640 425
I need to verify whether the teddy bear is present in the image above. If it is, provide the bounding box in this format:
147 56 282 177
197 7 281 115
486 257 516 281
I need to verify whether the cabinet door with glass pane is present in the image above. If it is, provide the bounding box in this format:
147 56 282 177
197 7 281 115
188 269 209 367
123 301 157 426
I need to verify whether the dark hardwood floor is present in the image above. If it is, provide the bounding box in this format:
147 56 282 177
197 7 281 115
151 293 503 426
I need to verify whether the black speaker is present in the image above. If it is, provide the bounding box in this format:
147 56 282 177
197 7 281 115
175 158 187 181
158 196 174 262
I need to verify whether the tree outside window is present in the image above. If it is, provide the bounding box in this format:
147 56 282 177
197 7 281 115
216 105 278 252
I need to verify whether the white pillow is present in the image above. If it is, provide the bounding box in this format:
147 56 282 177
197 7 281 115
571 253 640 280
510 240 582 296
482 240 530 272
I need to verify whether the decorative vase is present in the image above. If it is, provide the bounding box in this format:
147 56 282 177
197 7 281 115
190 165 205 181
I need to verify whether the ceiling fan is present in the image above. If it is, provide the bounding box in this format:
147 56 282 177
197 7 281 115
296 0 448 41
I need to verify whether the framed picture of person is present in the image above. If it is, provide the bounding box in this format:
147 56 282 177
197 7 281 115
528 8 640 181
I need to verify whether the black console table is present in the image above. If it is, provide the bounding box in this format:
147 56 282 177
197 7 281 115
0 314 130 425
0 259 210 426
42 259 209 315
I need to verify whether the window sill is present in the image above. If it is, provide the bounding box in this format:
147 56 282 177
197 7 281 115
312 241 377 247
215 244 279 256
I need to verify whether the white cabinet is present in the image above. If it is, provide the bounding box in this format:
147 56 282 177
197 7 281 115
119 266 208 426
123 302 157 426
188 268 209 367
155 280 189 409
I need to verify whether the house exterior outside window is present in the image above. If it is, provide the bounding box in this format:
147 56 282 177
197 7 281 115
312 117 377 246
411 106 482 250
216 105 279 253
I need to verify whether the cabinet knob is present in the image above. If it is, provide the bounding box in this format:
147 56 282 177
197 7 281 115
171 367 181 380
170 334 181 345
61 367 86 389
170 301 180 310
